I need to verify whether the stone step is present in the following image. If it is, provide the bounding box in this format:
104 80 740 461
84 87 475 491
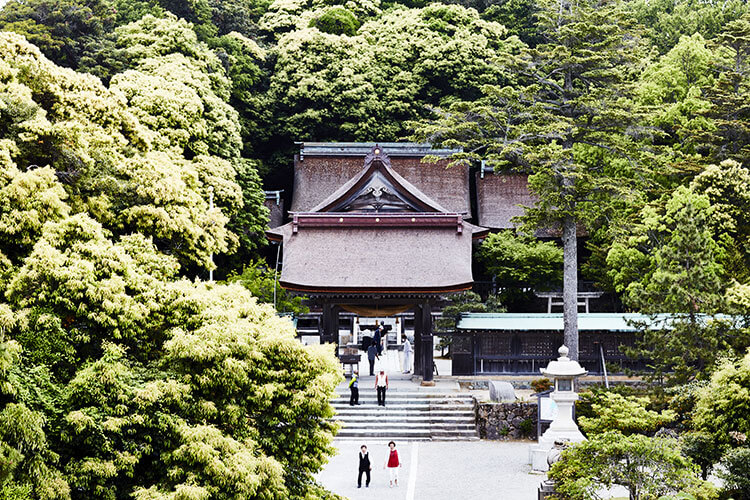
334 396 474 402
337 415 476 423
334 400 474 407
336 429 432 439
336 428 479 439
333 410 476 418
331 390 479 441
336 390 472 397
333 409 475 415
339 422 476 435
335 394 473 401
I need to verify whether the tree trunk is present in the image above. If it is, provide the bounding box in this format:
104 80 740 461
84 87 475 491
562 214 579 361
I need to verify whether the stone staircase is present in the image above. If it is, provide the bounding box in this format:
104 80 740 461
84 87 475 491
332 390 479 441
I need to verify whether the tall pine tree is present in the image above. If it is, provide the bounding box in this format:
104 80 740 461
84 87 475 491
414 0 647 359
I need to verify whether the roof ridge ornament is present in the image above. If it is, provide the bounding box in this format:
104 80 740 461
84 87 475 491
364 144 392 170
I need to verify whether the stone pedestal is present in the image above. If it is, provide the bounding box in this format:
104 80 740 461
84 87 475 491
529 345 587 472
530 391 585 471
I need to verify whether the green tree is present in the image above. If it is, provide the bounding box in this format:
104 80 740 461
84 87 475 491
310 7 360 36
415 0 646 360
700 16 750 166
0 0 116 68
577 392 675 436
717 447 750 500
680 431 723 481
434 292 504 332
0 326 69 499
627 0 749 54
606 186 736 384
0 13 339 500
0 28 268 271
690 159 750 284
692 350 750 450
549 431 716 500
228 259 308 315
480 0 542 47
478 231 562 302
266 4 515 143
637 33 721 164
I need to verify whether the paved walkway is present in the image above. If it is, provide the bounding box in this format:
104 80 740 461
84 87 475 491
316 440 543 500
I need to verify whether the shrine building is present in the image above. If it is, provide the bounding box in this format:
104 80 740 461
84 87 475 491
267 142 625 378
267 143 488 382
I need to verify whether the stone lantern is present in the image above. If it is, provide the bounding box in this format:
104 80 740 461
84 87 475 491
530 345 587 472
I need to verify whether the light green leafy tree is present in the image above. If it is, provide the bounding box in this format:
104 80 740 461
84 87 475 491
478 231 562 303
692 350 750 450
549 431 717 500
0 316 69 499
690 159 750 284
577 392 675 436
0 0 116 68
228 259 308 315
267 4 515 143
606 186 736 384
0 30 267 271
699 15 750 166
627 0 749 54
1 214 342 497
637 33 722 161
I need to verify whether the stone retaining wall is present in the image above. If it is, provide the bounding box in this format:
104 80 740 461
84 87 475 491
477 402 537 440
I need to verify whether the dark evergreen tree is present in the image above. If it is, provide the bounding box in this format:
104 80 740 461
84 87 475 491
415 0 648 359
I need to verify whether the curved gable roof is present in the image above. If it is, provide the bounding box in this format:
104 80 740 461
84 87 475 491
305 146 451 214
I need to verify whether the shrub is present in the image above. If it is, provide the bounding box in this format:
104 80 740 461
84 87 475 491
531 378 552 393
668 381 708 431
680 431 724 480
549 432 717 500
692 352 750 449
717 447 750 499
310 7 360 36
519 418 534 437
577 392 676 436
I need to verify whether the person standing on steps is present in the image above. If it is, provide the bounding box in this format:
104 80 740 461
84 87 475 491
384 441 401 487
367 342 378 376
402 335 412 374
375 369 388 406
349 370 359 406
357 444 371 488
373 326 382 356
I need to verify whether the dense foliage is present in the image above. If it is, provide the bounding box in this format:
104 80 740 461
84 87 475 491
577 392 675 436
1 0 750 496
0 31 341 499
548 432 716 500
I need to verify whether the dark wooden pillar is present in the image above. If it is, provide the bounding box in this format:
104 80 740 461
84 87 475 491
332 305 341 354
413 305 423 375
421 302 434 384
321 302 333 344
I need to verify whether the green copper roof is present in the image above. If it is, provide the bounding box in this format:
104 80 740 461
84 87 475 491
456 313 732 332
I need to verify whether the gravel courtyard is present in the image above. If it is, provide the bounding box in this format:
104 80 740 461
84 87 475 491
316 440 544 500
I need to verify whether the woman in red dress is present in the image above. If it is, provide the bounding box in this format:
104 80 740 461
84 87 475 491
383 441 401 487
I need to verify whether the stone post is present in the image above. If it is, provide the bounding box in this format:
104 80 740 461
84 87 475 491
530 345 587 471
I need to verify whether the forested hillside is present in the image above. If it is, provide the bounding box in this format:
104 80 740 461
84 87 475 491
0 0 749 497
